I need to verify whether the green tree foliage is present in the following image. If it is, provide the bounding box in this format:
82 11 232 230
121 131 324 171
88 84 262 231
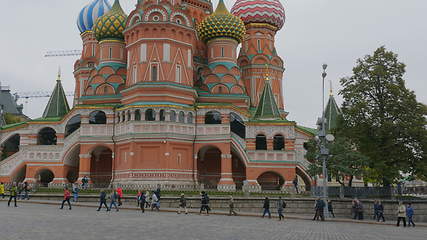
339 46 427 185
4 113 22 125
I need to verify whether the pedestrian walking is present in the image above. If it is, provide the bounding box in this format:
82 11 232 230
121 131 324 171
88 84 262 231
117 187 123 206
229 196 237 216
396 201 407 227
406 203 415 227
139 192 146 213
108 189 119 212
136 190 142 207
293 177 299 194
351 199 357 219
262 197 271 218
145 190 151 208
356 200 364 220
0 182 5 199
327 200 335 218
22 182 30 200
199 191 210 215
178 193 188 214
373 200 379 220
151 192 160 211
277 197 286 221
377 201 385 222
60 187 72 210
7 183 18 207
313 198 325 221
72 183 79 202
97 189 109 211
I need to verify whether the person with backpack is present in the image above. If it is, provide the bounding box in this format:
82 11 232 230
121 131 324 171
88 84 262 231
7 183 18 207
277 197 286 221
139 191 146 213
199 191 210 215
97 189 109 211
60 187 72 210
108 189 119 212
229 196 237 216
262 197 271 218
178 193 188 214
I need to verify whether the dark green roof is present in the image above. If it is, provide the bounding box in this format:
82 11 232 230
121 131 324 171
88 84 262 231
0 121 27 130
253 80 281 120
324 94 341 132
296 125 318 135
42 78 70 119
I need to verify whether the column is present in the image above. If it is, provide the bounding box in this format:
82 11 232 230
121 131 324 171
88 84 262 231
217 153 236 191
78 153 91 183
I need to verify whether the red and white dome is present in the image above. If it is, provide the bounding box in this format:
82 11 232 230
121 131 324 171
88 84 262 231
231 0 286 30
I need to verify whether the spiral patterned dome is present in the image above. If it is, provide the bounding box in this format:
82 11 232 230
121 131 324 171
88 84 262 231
231 0 286 30
93 0 128 41
77 0 111 33
197 0 245 43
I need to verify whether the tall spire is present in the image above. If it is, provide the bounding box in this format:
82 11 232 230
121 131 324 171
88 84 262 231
253 74 282 120
42 70 70 119
324 94 341 132
329 79 333 96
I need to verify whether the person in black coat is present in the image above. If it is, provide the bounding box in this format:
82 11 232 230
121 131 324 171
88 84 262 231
328 200 335 218
377 201 385 222
313 198 325 221
262 197 271 218
97 189 109 211
199 191 210 215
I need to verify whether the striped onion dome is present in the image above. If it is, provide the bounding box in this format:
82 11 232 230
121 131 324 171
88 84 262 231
93 0 128 41
77 0 112 33
231 0 286 30
197 0 245 43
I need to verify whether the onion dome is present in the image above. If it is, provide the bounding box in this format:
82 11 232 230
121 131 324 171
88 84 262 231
231 0 286 30
197 0 245 43
93 0 128 41
77 0 111 33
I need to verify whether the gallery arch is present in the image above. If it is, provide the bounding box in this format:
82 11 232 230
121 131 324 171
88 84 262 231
37 127 57 145
90 146 113 186
35 169 55 187
0 134 20 161
257 171 284 190
65 115 81 138
89 111 107 124
197 145 221 188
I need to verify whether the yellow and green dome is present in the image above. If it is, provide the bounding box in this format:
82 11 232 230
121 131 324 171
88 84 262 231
93 0 127 41
197 0 245 43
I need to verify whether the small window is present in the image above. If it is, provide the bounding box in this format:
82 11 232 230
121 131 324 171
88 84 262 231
121 112 125 122
273 135 285 150
170 110 176 122
177 153 182 165
127 111 131 121
151 64 158 81
187 112 193 124
159 110 165 121
92 44 95 57
145 109 156 121
221 47 224 57
132 65 138 84
153 15 160 21
178 111 185 123
176 19 181 24
176 65 181 83
257 39 261 52
256 134 267 150
89 111 107 124
135 110 141 121
205 111 222 124
109 47 113 59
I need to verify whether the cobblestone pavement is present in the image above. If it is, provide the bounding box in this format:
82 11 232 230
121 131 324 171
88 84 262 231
0 202 425 240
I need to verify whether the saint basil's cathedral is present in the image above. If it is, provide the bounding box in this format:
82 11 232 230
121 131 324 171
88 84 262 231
0 0 319 192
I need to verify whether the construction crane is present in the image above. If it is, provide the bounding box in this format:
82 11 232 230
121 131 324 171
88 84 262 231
14 91 74 101
44 50 82 57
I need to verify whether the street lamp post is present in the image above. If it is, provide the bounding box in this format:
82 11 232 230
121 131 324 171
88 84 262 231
319 63 330 217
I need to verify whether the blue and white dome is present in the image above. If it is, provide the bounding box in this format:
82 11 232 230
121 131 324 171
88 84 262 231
77 0 112 33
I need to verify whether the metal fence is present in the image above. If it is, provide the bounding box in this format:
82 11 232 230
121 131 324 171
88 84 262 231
312 186 427 199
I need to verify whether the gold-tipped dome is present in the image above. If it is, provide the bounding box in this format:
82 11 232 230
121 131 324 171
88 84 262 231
197 0 245 43
93 0 128 41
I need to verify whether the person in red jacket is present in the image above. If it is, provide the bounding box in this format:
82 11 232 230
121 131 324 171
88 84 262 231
60 187 72 210
117 187 123 206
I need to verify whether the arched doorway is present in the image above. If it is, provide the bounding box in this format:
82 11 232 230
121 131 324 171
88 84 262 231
197 146 221 189
0 134 20 160
64 145 80 183
65 115 81 138
231 150 246 190
90 146 113 186
257 171 285 190
37 127 57 145
36 169 55 187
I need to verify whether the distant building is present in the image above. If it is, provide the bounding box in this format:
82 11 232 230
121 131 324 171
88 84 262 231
0 82 26 127
0 0 316 192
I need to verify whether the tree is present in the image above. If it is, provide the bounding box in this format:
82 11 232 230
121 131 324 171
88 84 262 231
305 123 369 187
339 46 427 185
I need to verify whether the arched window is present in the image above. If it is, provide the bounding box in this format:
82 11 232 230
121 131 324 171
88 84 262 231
170 110 176 122
117 113 121 123
187 112 193 124
273 135 285 150
135 110 141 121
127 111 131 121
230 113 245 138
37 127 57 145
205 111 222 124
65 115 81 138
89 111 106 124
178 111 185 123
255 134 267 150
145 109 156 121
159 110 165 121
121 112 125 122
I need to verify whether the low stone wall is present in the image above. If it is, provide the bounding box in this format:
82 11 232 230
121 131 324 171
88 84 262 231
22 195 427 222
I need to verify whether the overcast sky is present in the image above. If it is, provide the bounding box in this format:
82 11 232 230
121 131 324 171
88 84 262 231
1 0 426 127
